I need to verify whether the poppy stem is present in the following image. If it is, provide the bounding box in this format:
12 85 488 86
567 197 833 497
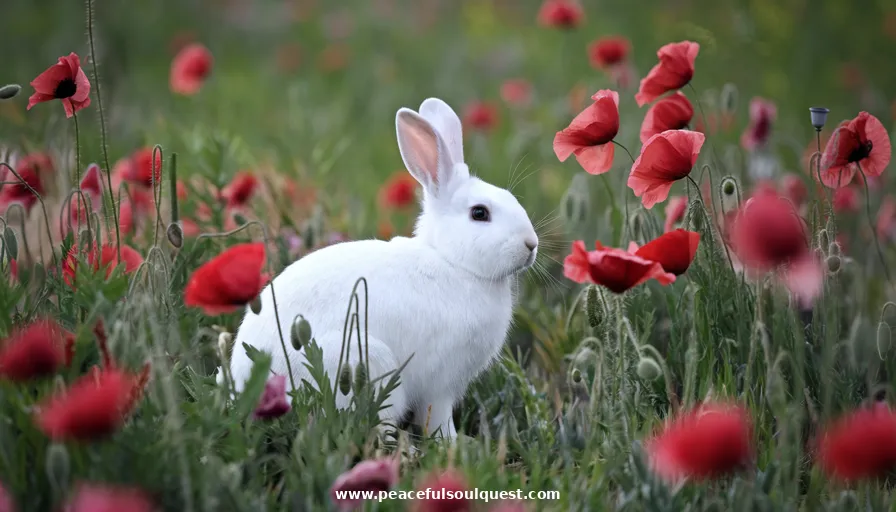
73 112 80 187
687 83 722 174
857 163 893 287
86 0 121 262
0 163 57 267
611 140 635 164
612 140 634 244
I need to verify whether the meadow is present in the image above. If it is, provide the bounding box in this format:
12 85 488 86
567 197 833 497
2 0 896 510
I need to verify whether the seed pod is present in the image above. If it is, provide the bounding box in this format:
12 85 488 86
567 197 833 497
825 255 841 274
354 362 368 392
166 222 184 248
636 357 662 382
79 229 92 248
0 84 21 100
232 212 248 227
290 315 312 351
585 285 603 328
338 364 353 396
719 176 741 216
877 322 891 357
249 295 262 315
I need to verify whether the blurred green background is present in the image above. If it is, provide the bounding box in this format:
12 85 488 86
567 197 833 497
2 0 895 230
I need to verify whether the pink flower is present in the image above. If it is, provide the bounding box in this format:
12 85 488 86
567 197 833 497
330 458 399 510
27 53 91 118
170 43 214 95
740 98 776 151
500 79 532 107
819 112 891 188
635 41 699 107
628 130 705 209
664 196 688 233
553 90 620 175
254 374 291 419
411 469 472 512
63 482 154 512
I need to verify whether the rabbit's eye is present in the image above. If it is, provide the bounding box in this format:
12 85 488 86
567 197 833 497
470 205 490 222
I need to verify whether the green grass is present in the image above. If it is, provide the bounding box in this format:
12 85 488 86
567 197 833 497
1 0 896 510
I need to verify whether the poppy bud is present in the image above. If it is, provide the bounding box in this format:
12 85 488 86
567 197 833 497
636 357 662 382
3 226 17 259
720 83 738 115
302 224 315 249
573 347 598 370
825 255 841 274
809 107 830 131
766 368 787 411
585 285 603 328
569 368 582 384
45 443 70 496
79 229 92 248
688 200 704 231
290 315 312 351
877 322 891 357
719 176 741 215
218 332 233 364
249 295 262 315
232 212 247 227
354 361 367 392
338 364 353 396
0 84 21 100
167 222 184 248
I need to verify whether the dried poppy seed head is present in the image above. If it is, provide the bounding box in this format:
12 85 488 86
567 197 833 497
338 364 353 396
809 107 830 131
166 222 184 248
0 84 21 100
636 357 662 382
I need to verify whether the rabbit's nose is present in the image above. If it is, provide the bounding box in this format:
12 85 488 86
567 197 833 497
524 239 538 252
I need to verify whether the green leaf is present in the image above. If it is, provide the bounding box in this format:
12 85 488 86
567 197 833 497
232 351 271 421
3 227 17 260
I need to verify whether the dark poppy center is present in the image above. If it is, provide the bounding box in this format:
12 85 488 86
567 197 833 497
54 78 77 99
847 141 873 163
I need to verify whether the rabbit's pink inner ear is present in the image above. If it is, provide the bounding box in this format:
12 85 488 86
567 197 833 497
397 111 441 191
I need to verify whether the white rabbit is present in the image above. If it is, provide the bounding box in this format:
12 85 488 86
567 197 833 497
228 98 538 440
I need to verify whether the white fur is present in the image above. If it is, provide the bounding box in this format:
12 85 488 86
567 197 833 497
228 98 538 440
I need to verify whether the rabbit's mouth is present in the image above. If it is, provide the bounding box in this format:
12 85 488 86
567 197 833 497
520 250 537 271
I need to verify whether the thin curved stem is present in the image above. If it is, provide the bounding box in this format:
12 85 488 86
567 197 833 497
73 112 81 186
151 145 164 246
612 140 634 243
86 0 120 261
0 163 57 266
857 162 893 287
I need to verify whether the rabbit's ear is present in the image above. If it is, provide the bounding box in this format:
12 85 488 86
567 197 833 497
396 107 462 199
419 98 464 165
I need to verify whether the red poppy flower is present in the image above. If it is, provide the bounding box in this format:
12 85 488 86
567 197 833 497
537 0 583 29
635 41 700 107
26 53 91 118
79 163 102 201
563 240 675 293
664 196 688 233
411 469 472 512
170 43 214 95
816 404 896 481
553 90 620 175
588 35 630 69
222 171 258 209
463 101 499 132
500 79 532 107
379 172 418 210
184 243 268 315
63 482 155 512
877 195 896 241
0 153 53 213
254 375 291 419
819 112 891 188
633 229 700 275
628 130 705 209
693 112 718 135
833 185 859 213
318 44 351 73
36 365 149 441
639 92 694 144
63 243 144 287
330 458 399 510
0 319 71 382
119 148 163 189
647 402 752 483
728 191 807 273
740 98 776 151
